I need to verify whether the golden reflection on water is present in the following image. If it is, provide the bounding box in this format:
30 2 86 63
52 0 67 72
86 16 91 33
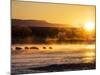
85 44 95 49
12 44 96 63
82 51 95 63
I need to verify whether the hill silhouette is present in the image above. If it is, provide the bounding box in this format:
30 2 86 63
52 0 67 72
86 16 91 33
12 19 68 27
11 19 95 44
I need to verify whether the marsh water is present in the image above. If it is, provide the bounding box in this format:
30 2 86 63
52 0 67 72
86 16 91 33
11 43 95 74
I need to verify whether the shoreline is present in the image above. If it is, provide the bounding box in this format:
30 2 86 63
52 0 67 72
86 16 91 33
11 62 96 74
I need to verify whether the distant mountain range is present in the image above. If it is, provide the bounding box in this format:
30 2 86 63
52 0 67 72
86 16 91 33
11 19 70 27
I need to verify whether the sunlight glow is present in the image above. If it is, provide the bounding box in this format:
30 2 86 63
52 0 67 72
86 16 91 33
84 22 95 31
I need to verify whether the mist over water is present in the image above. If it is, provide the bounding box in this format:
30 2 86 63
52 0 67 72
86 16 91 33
11 1 96 74
11 43 95 74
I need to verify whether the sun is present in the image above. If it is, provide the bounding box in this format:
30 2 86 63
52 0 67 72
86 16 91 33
84 22 95 31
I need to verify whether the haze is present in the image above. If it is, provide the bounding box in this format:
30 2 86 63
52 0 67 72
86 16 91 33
12 1 95 27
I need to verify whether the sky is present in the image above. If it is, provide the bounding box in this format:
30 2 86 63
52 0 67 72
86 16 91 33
12 1 95 27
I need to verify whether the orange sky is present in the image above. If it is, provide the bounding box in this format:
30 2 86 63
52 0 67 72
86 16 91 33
12 1 95 27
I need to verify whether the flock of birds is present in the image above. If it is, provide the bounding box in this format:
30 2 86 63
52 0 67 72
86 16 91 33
11 46 53 51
